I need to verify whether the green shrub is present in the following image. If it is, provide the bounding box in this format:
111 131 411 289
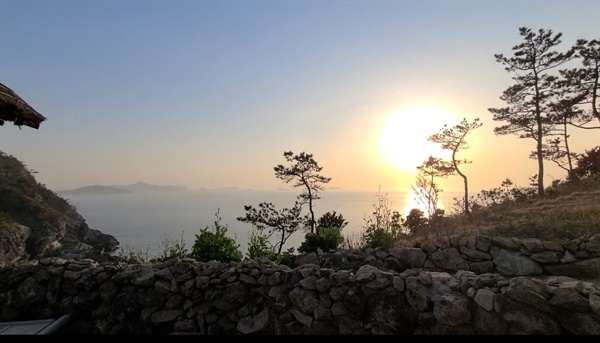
298 211 347 253
316 211 348 230
247 229 276 260
298 226 343 253
189 210 242 262
362 226 398 249
361 189 401 249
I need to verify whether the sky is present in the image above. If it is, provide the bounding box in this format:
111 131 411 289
0 0 598 194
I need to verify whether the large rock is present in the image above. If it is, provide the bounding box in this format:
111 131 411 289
0 222 31 264
491 247 543 276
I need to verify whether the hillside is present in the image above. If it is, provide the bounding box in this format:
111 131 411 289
406 174 600 245
0 151 119 264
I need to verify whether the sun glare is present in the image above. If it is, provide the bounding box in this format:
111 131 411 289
379 107 456 172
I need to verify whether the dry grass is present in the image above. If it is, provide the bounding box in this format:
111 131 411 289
396 174 600 246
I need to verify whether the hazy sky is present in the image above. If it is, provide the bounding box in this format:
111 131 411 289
0 0 598 193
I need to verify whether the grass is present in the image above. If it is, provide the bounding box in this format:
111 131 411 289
395 173 600 247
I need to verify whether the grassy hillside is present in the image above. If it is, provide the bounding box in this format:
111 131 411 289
0 151 82 227
0 151 118 263
404 174 600 245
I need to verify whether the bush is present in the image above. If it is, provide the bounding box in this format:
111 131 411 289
361 189 401 249
189 210 242 262
298 211 347 253
471 178 535 208
316 211 348 230
362 226 398 249
404 208 428 235
573 147 600 179
298 226 343 253
246 229 276 260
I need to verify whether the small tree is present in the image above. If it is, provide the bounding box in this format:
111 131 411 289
428 118 482 215
410 156 454 220
488 27 575 197
274 151 332 233
190 210 242 262
237 201 305 255
403 208 429 236
565 39 600 129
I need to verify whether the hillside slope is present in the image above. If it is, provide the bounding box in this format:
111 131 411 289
418 174 600 244
0 151 119 264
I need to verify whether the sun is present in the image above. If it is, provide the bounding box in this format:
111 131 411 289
379 107 456 171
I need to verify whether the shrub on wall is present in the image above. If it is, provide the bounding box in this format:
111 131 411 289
189 210 242 262
246 229 277 260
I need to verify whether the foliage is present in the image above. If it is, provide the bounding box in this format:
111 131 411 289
274 151 332 233
237 201 305 255
410 156 454 219
429 172 600 246
536 38 600 183
190 210 242 262
363 226 399 250
573 146 600 179
298 211 347 253
361 188 403 249
154 231 189 262
246 229 277 260
0 151 92 232
562 38 600 129
428 118 482 215
403 208 429 236
471 178 536 209
536 136 579 180
298 226 343 253
488 27 575 197
316 211 348 230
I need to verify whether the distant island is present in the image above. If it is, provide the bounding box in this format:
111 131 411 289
59 185 133 195
59 181 189 195
120 181 189 192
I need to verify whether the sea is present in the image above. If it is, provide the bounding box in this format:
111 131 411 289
61 189 462 258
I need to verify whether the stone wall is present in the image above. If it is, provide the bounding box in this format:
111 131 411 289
1 234 599 334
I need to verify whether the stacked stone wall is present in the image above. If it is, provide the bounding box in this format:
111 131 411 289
1 234 599 334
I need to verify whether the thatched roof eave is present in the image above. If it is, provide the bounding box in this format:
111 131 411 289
0 82 46 129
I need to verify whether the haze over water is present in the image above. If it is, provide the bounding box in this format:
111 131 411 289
63 189 461 257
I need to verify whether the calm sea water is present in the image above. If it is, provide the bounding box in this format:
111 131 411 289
62 189 461 257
